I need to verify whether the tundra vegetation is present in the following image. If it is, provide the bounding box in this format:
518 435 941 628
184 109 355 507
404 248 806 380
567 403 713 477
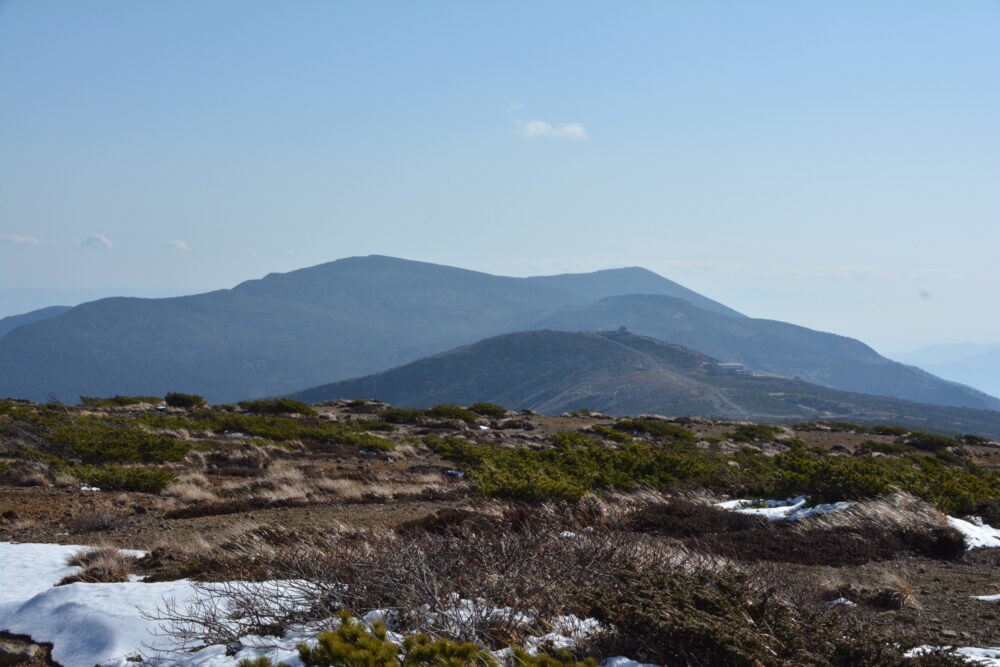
1 396 998 665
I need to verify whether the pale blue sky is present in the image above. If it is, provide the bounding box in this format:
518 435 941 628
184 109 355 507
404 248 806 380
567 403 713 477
1 1 997 351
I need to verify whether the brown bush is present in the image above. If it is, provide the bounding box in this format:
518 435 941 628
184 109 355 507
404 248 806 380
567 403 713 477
628 499 769 537
690 522 966 566
0 460 49 486
586 568 965 667
66 510 127 533
149 521 716 650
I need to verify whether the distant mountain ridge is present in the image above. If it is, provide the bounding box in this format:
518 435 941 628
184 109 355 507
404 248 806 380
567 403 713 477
289 330 1000 438
530 294 1000 411
0 256 727 403
0 305 71 338
0 255 994 410
895 345 1000 401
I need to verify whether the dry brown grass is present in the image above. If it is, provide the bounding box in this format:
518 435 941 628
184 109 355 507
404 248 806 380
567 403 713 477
66 510 127 533
0 460 48 486
817 569 919 610
799 492 947 533
61 547 138 585
163 481 218 502
314 477 364 499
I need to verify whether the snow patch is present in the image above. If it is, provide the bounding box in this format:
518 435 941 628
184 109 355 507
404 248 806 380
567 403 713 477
716 496 853 520
908 646 1000 665
947 516 1000 549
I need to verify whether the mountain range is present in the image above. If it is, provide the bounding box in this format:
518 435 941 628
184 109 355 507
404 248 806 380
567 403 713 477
895 343 1000 401
0 305 71 338
290 330 1000 438
0 255 997 414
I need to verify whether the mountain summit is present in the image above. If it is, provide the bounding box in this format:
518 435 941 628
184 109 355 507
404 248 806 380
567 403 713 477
0 255 994 410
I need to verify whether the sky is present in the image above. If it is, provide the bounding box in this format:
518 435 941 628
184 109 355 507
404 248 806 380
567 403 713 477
1 1 997 353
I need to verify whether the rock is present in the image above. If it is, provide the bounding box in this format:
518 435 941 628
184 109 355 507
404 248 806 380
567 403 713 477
940 629 958 638
0 634 55 667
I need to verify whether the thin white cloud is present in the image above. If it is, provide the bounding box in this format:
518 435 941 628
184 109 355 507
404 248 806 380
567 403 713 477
164 240 189 251
73 234 113 249
504 102 524 114
0 234 48 245
514 118 589 141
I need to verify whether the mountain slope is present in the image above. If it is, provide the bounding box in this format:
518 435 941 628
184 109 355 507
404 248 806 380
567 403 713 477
0 305 71 337
290 330 1000 438
0 255 990 410
0 256 726 403
531 294 1000 411
523 267 744 318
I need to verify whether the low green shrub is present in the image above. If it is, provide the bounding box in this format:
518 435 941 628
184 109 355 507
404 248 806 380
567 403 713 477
552 431 596 448
906 431 961 452
958 433 991 445
79 395 163 407
381 408 427 424
469 402 508 419
141 411 395 450
735 447 998 514
795 421 874 434
591 425 632 444
427 404 480 423
49 416 193 463
72 464 176 493
859 440 916 455
872 424 909 436
165 392 207 408
612 419 696 444
727 423 783 442
427 430 999 513
238 398 317 416
425 435 733 501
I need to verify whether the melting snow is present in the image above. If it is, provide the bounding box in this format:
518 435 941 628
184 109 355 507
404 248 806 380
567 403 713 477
716 496 853 520
908 646 1000 665
947 516 1000 549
